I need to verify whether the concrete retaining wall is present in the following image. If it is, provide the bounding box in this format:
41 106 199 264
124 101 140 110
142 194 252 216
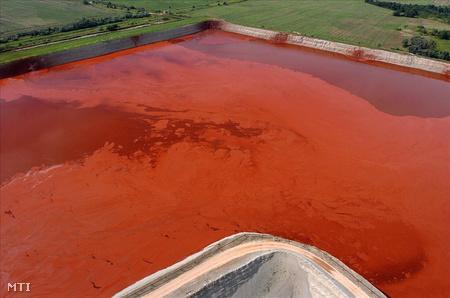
0 22 209 79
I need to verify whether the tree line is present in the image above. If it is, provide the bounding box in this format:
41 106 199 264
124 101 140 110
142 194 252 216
403 36 450 61
0 0 152 44
365 0 450 22
0 12 150 44
89 0 146 12
417 26 450 40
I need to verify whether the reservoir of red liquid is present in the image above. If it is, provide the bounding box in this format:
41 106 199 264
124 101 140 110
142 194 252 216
1 30 449 297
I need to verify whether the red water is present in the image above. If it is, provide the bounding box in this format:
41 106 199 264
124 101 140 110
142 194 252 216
1 30 449 297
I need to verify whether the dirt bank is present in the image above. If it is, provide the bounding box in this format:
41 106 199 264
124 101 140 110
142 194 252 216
215 21 450 79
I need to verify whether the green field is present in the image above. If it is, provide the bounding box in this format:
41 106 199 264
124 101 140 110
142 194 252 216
0 0 119 35
190 0 450 50
1 0 449 63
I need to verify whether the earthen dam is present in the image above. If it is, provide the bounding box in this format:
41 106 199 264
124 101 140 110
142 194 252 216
115 233 386 298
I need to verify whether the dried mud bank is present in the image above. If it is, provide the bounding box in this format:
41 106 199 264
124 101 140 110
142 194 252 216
115 233 386 298
214 21 450 78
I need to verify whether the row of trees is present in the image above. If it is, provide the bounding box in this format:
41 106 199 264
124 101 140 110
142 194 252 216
403 36 450 61
417 26 450 40
0 12 150 44
90 0 146 12
365 0 450 22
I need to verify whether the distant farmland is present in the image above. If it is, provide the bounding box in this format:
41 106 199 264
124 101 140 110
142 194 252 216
0 0 118 34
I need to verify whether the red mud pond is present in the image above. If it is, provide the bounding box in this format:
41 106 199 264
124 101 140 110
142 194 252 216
1 30 450 297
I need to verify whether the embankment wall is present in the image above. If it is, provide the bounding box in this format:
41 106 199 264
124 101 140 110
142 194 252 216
215 21 449 77
114 232 385 298
0 22 209 79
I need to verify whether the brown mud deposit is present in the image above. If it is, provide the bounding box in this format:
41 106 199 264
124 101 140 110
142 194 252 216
0 30 449 297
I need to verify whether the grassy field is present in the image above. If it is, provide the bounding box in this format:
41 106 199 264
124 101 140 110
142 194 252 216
0 0 119 35
191 0 450 51
1 0 449 63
